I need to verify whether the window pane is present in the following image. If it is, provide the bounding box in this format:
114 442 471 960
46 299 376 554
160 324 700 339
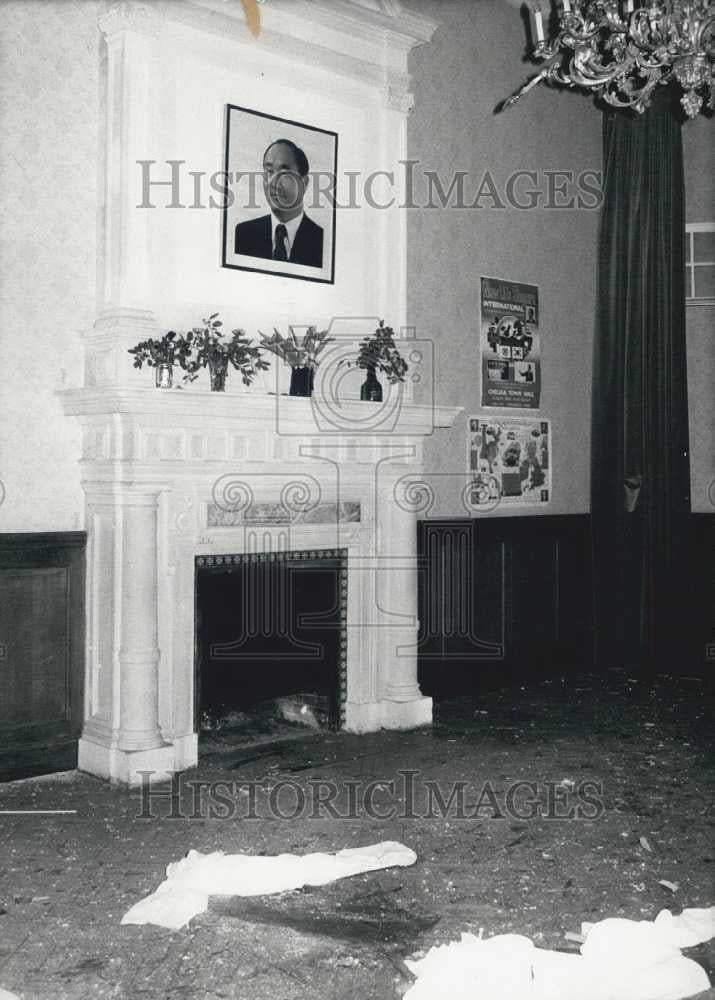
685 232 691 262
693 230 715 263
693 264 715 299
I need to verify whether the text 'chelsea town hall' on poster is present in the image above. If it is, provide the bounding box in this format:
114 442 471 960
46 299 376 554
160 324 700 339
480 276 541 409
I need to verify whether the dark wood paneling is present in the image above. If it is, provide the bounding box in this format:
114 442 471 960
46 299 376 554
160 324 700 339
0 533 86 781
687 513 714 672
417 513 713 694
417 516 592 695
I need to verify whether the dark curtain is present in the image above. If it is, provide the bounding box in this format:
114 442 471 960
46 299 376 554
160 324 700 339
591 91 691 671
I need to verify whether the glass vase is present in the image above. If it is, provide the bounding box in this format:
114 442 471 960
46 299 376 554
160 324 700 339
155 363 173 389
208 355 229 392
289 366 314 397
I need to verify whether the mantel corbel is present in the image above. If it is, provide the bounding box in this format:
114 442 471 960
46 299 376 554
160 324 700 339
382 74 415 114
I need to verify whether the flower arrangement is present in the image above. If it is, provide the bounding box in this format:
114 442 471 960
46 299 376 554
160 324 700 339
128 331 193 372
258 325 334 369
345 320 408 384
179 313 269 391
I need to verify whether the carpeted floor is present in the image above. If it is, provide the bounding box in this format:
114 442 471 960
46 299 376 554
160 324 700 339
0 667 713 999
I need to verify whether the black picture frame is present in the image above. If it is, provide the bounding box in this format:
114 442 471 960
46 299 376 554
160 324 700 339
221 104 338 284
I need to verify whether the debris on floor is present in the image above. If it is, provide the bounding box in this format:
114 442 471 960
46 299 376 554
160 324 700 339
200 694 330 733
2 669 713 999
199 706 249 731
403 907 715 1000
274 692 330 729
122 841 417 930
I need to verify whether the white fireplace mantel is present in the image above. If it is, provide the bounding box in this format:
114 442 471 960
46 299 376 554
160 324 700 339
61 385 461 784
61 0 454 783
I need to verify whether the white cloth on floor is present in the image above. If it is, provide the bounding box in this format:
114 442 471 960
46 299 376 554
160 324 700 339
404 907 715 1000
653 907 715 950
122 840 417 930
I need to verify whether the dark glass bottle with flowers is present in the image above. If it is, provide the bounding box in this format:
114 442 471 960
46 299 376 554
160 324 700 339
346 320 408 402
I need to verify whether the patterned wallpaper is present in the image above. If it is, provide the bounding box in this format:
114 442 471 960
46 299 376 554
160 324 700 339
0 0 707 527
407 0 601 517
0 0 100 531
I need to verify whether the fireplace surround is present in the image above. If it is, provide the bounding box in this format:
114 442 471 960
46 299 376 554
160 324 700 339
60 388 460 783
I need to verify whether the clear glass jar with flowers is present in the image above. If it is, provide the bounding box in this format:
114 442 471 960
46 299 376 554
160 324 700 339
179 313 269 391
127 331 193 389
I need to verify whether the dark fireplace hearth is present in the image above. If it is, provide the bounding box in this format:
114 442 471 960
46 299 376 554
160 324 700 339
195 549 348 732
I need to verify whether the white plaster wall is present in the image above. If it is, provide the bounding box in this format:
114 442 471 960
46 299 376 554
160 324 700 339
118 15 406 339
0 0 99 532
406 0 601 517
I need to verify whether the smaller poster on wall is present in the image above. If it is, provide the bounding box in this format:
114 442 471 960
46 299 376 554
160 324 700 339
480 276 541 409
468 416 551 508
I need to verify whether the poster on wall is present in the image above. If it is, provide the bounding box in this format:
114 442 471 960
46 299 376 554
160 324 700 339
480 276 541 409
468 416 551 508
221 104 338 284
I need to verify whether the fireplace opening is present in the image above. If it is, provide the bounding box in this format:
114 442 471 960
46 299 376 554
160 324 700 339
195 549 347 737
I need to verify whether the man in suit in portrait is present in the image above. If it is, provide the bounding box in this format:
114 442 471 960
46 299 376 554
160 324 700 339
235 139 323 269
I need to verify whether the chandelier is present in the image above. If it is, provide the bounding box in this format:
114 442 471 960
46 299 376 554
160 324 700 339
503 1 714 119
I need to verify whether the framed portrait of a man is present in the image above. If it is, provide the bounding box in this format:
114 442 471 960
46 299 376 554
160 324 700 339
221 104 338 284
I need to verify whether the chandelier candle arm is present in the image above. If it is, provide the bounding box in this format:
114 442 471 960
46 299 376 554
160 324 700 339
503 0 715 119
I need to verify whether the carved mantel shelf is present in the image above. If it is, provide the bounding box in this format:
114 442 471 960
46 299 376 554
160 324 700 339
60 386 459 437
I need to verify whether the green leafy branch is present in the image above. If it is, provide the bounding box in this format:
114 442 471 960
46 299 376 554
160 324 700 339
179 314 270 386
345 320 408 384
128 331 192 369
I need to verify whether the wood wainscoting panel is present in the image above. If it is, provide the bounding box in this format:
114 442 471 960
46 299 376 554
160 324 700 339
417 516 593 696
688 513 714 671
0 533 86 781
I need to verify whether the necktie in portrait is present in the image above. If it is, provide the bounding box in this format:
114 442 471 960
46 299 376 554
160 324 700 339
273 224 288 261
